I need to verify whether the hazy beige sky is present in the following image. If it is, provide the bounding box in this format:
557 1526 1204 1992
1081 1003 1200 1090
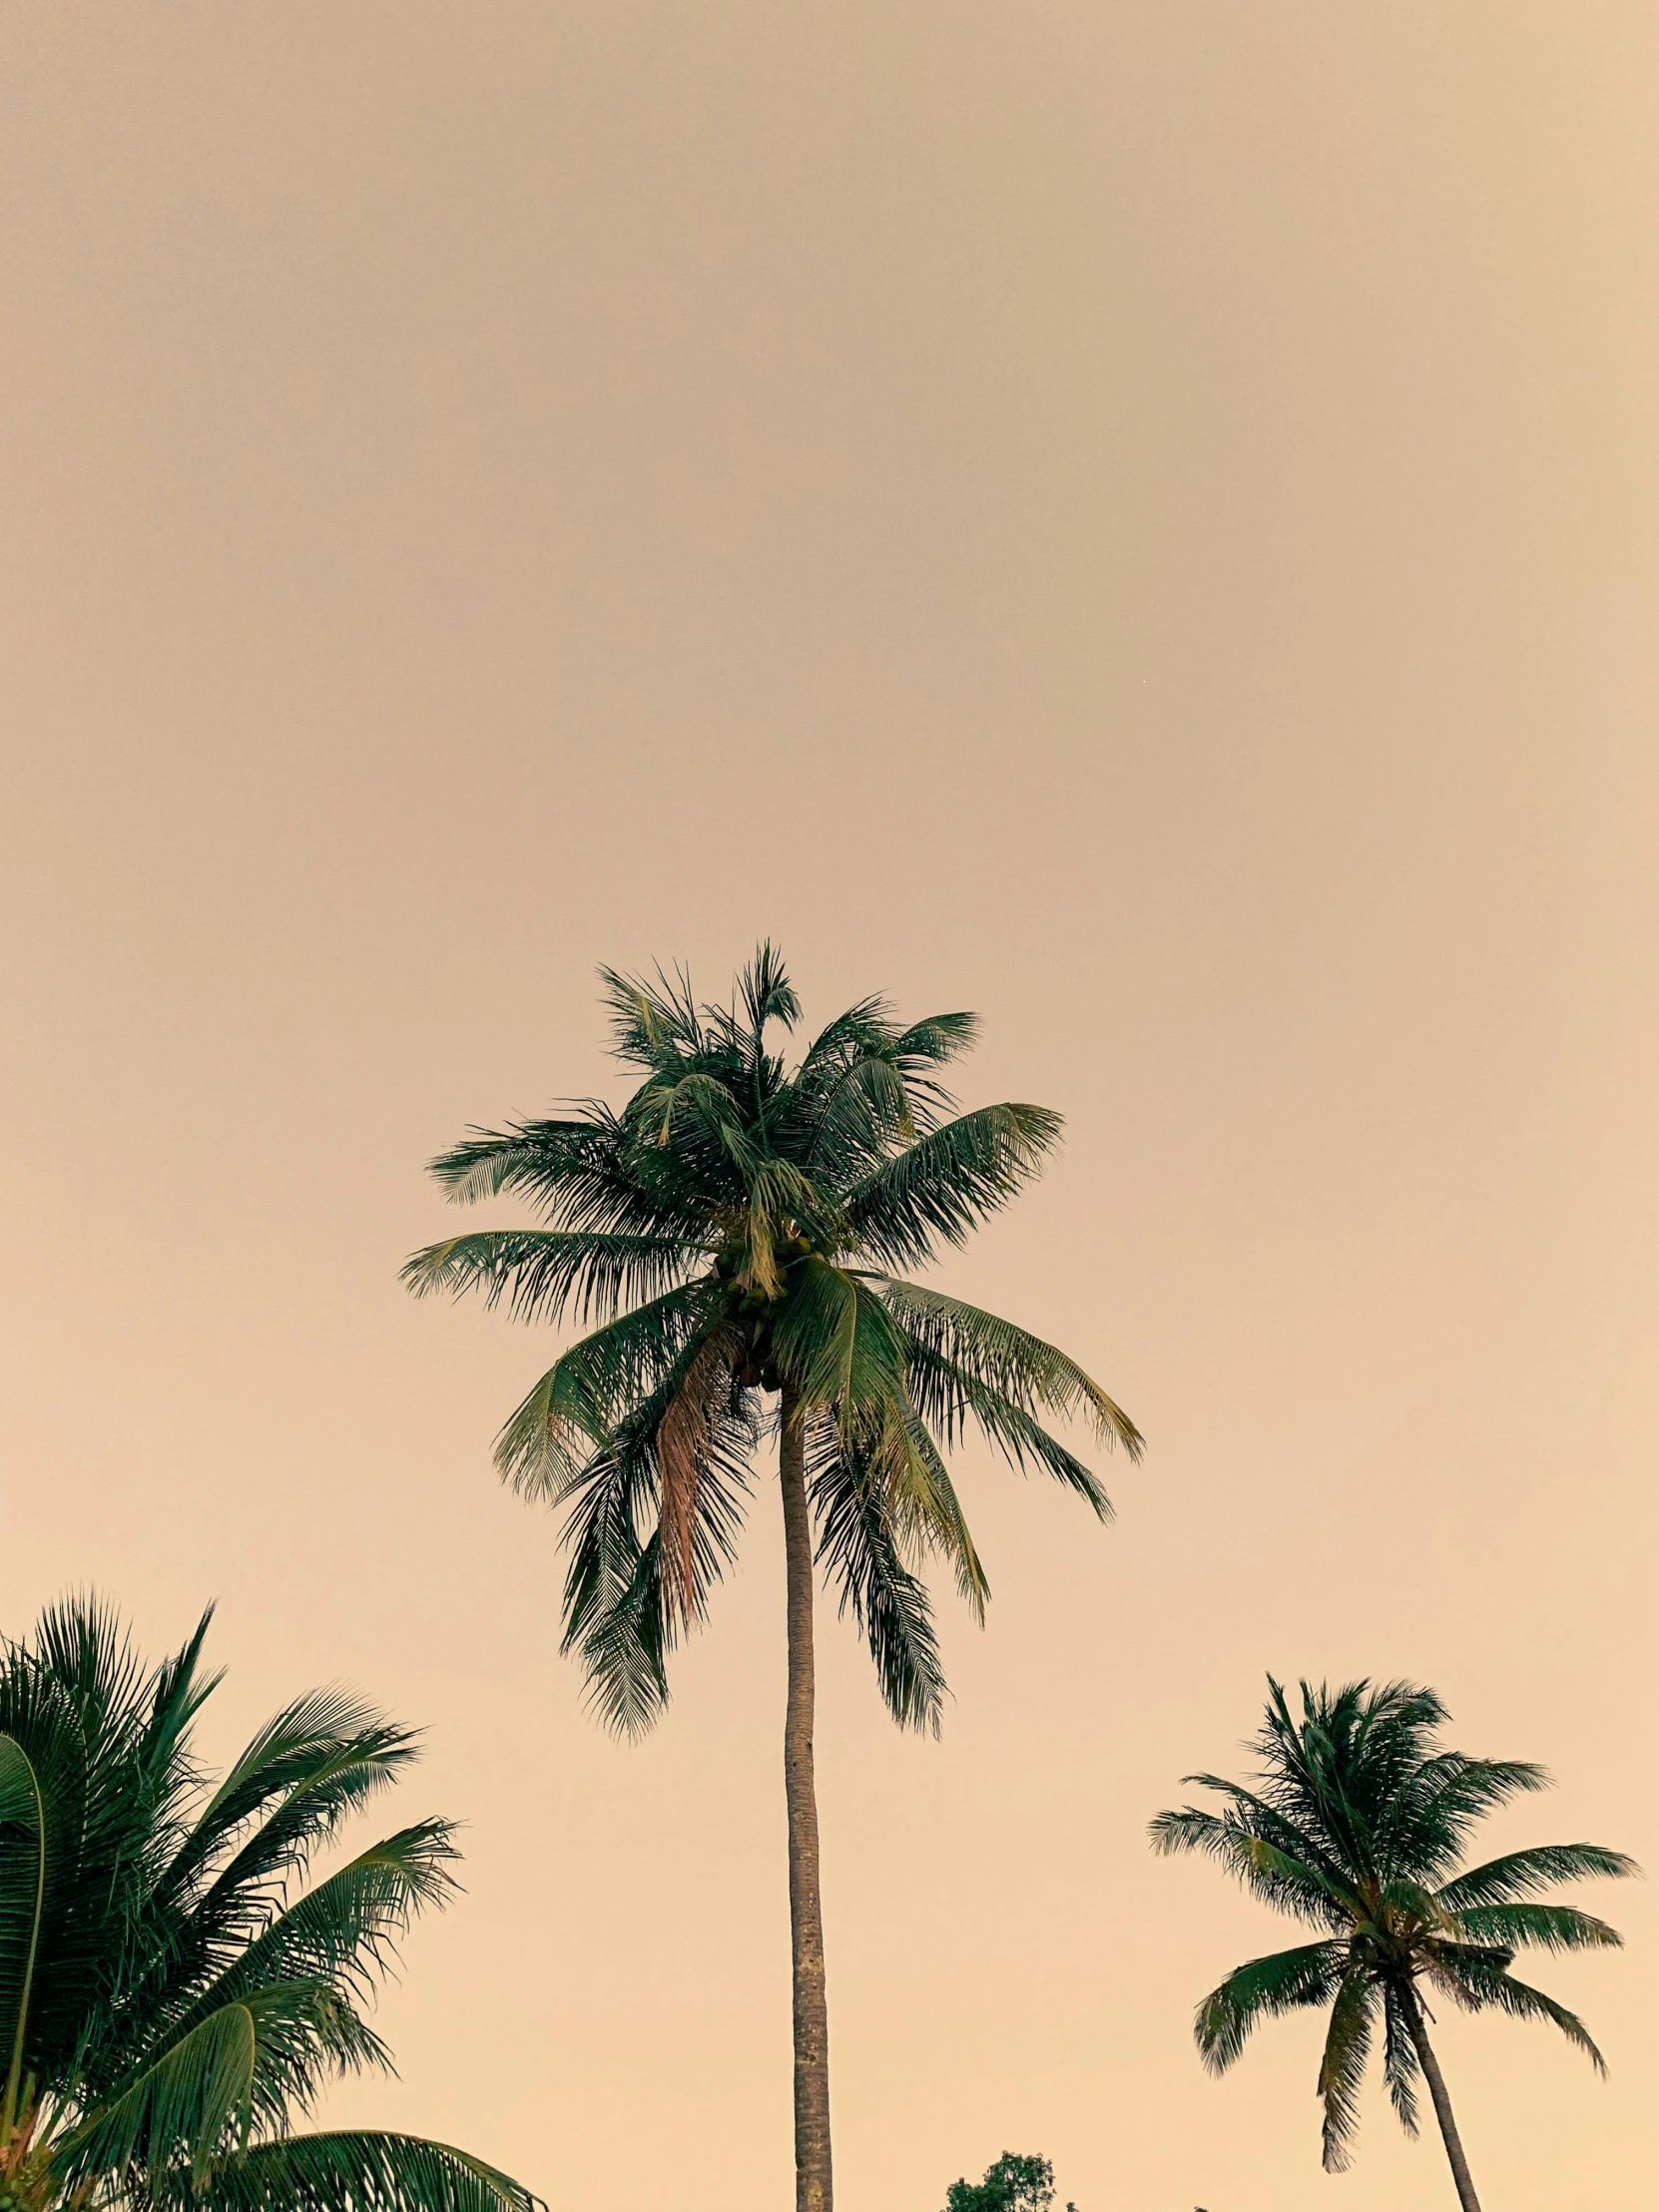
6 6 1656 2208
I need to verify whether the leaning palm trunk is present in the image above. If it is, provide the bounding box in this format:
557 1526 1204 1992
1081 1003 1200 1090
780 1384 832 2212
1399 1984 1481 2212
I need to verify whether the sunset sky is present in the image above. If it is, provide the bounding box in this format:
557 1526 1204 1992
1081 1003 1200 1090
6 7 1656 2209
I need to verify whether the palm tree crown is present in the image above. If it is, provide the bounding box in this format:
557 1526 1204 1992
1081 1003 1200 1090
404 945 1142 1734
1151 1677 1636 2192
0 1597 538 2212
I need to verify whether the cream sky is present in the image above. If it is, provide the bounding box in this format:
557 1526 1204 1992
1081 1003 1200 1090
5 7 1656 2209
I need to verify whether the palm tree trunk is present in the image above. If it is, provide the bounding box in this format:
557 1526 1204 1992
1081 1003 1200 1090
779 1383 832 2212
1399 1982 1481 2212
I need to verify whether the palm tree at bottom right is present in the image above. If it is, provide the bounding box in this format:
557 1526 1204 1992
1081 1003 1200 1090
1150 1678 1636 2212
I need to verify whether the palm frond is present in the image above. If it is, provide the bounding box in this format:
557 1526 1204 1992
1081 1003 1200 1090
1435 1843 1640 1910
1450 1903 1623 1954
656 1326 742 1621
493 1282 720 1499
772 1265 907 1443
890 1011 980 1070
182 2132 540 2212
1387 1755 1552 1875
1380 1984 1420 2136
900 1340 1114 1518
881 1412 989 1621
1192 1941 1345 2074
58 1983 352 2189
425 1113 613 1208
806 1417 947 1735
1428 1955 1608 2073
400 1230 705 1329
803 1052 916 1175
1150 1787 1361 1927
841 1104 1063 1268
172 1824 460 2035
875 1281 1142 1457
597 962 705 1071
425 1107 708 1243
161 1698 418 1942
737 940 801 1038
558 1352 756 1736
1317 1967 1376 2173
0 1611 212 2097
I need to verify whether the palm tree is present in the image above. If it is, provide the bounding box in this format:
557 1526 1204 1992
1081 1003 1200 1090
1150 1677 1637 2211
0 1596 539 2212
403 946 1142 2212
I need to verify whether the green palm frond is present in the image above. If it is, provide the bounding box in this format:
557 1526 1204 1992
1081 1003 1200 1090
1318 1969 1376 2172
1151 1785 1360 1926
1387 1755 1552 1876
401 1230 705 1328
1150 1812 1347 1931
806 1418 947 1734
425 1113 615 1205
1450 1903 1623 1953
883 1413 989 1620
493 1282 721 1498
179 1691 413 1868
175 1824 460 2031
900 1340 1113 1517
58 1982 346 2188
736 939 801 1038
1192 1941 1345 2073
427 1109 707 1242
182 2131 541 2212
772 1266 908 1443
598 962 706 1071
1379 1984 1420 2136
2 1612 222 2108
1435 1843 1640 1910
841 1104 1063 1269
890 1010 981 1071
1428 1953 1608 2072
557 1349 756 1736
874 1282 1142 1457
157 1701 421 1982
804 1052 916 1173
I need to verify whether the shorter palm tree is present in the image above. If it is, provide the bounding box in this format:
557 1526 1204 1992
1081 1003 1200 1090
1151 1678 1636 2212
0 1596 539 2212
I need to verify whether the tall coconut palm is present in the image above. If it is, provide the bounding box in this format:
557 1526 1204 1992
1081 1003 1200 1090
0 1595 539 2212
403 947 1142 2212
1150 1678 1636 2211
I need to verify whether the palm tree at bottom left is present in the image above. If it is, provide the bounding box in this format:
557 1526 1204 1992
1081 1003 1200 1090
0 1596 539 2212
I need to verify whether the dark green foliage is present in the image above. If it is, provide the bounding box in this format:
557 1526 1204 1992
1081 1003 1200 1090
405 946 1141 1737
1151 1678 1637 2173
0 1599 537 2212
943 2151 1075 2212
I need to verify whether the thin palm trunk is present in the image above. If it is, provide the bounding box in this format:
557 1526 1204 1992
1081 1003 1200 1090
779 1383 832 2212
1399 1982 1481 2212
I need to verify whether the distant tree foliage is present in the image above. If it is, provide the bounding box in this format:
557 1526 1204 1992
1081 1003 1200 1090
943 2151 1076 2212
